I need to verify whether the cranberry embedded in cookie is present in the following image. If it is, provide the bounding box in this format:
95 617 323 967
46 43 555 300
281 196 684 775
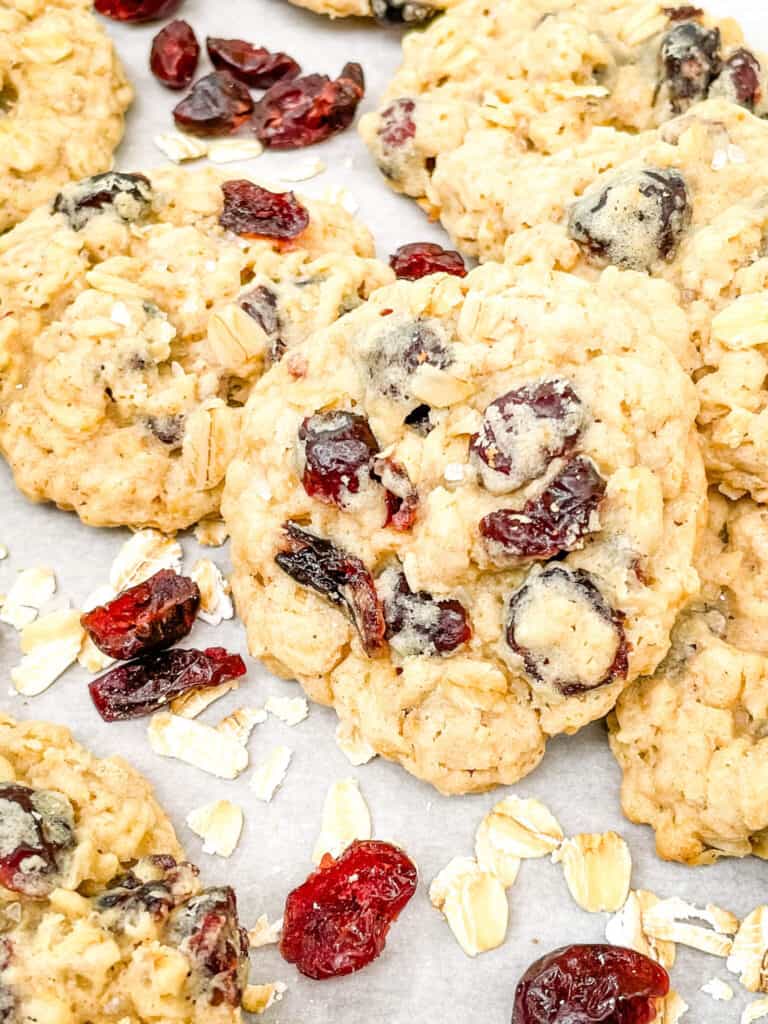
378 566 470 656
298 411 380 509
0 784 75 898
658 19 722 113
52 172 153 232
363 315 452 401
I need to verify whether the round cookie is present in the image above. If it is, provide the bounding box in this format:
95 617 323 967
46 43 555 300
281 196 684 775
287 0 457 23
359 0 766 261
0 715 252 1022
0 167 392 532
609 492 768 865
223 262 705 795
0 0 133 231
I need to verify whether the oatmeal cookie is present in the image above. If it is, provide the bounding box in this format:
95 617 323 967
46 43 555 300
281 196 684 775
0 715 252 1022
609 492 768 865
223 263 705 795
0 166 392 532
359 0 765 261
0 0 132 231
287 0 456 23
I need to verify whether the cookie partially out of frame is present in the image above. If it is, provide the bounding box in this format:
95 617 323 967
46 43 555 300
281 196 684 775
287 0 457 23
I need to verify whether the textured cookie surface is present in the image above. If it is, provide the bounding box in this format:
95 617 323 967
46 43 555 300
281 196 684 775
0 0 132 231
223 263 705 794
0 166 392 532
287 0 456 23
610 492 768 865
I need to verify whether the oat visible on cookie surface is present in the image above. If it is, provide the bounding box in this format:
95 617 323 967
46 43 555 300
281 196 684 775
0 0 132 232
0 166 392 532
609 491 768 865
286 0 456 24
360 0 765 259
222 263 705 794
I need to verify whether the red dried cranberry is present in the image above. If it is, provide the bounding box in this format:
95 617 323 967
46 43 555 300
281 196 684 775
512 944 669 1024
0 784 75 898
280 839 417 979
150 20 199 90
712 48 762 109
390 242 467 281
299 411 380 509
480 457 606 563
471 379 585 494
378 568 470 657
94 0 182 21
89 647 247 721
378 98 416 150
207 37 300 89
220 180 309 239
373 457 419 531
659 21 721 112
371 0 439 23
275 522 386 656
663 5 704 19
173 71 253 137
81 569 200 660
367 317 452 400
253 63 365 149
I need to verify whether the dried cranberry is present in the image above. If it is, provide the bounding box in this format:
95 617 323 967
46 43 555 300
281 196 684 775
94 0 182 21
659 21 721 113
711 48 762 110
145 413 185 448
299 411 379 509
81 569 200 660
173 71 253 137
371 0 439 22
0 784 75 898
207 37 300 89
239 284 284 359
506 566 629 695
367 317 452 400
220 180 309 239
374 457 419 531
404 403 433 435
378 98 416 150
150 20 199 90
252 63 365 149
53 172 153 232
97 858 199 921
166 887 250 1008
512 944 669 1024
480 457 606 563
390 242 467 281
664 5 704 19
280 839 417 980
471 379 585 494
567 167 691 272
378 567 470 657
89 646 247 722
275 522 386 656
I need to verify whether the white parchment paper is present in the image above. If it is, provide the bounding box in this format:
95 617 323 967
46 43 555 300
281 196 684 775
1 1 766 1020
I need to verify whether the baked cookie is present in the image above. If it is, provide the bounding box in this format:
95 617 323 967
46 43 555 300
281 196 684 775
609 492 768 865
287 0 456 23
359 0 766 261
0 715 251 1022
0 167 392 532
0 0 132 231
223 263 705 795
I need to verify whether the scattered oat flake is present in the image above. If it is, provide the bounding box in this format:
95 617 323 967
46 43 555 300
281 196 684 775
701 978 734 1001
217 706 267 745
0 566 56 629
207 138 265 163
242 981 287 1015
322 184 358 215
280 157 325 182
312 778 371 865
77 633 114 674
0 545 8 560
728 906 768 992
148 712 249 779
658 990 688 1024
194 519 229 547
744 999 768 1024
606 890 676 969
171 680 239 718
266 695 308 727
553 832 631 914
250 746 292 802
189 559 233 626
109 530 182 593
11 609 84 697
475 797 562 886
154 132 208 163
334 720 377 766
642 898 738 958
429 857 508 957
186 799 243 857
248 914 282 949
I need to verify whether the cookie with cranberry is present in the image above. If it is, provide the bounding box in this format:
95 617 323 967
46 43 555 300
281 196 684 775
223 263 705 794
286 0 456 22
360 0 766 262
0 0 132 231
0 166 391 532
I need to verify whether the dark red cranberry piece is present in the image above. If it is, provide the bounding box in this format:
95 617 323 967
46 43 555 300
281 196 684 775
390 242 467 281
166 887 250 1007
252 63 365 149
207 37 300 89
173 71 253 137
404 403 433 435
371 0 439 22
239 284 284 359
378 567 470 657
512 944 669 1024
378 98 416 150
470 379 585 494
280 839 417 980
145 413 185 448
53 172 153 232
567 167 691 272
89 646 247 722
659 21 721 113
94 0 182 21
374 457 419 531
0 784 75 898
663 6 704 19
150 20 199 90
367 317 452 400
275 522 386 656
480 457 606 563
712 48 762 110
299 411 379 509
220 180 309 239
506 566 629 695
81 569 200 660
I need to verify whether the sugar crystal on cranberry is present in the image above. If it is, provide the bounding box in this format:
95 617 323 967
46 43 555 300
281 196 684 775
53 172 153 232
378 567 470 657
